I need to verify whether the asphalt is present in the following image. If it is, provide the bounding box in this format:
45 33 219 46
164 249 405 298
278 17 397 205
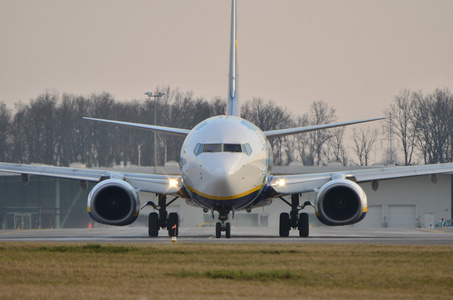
1 226 453 245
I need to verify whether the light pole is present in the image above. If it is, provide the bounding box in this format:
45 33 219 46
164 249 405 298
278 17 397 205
145 90 165 173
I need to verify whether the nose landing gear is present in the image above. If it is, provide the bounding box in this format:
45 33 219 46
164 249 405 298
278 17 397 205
213 206 232 238
215 221 231 238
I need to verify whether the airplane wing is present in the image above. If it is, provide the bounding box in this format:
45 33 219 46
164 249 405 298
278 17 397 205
0 163 182 195
84 117 191 136
270 163 453 195
0 118 190 195
264 117 385 138
85 117 385 138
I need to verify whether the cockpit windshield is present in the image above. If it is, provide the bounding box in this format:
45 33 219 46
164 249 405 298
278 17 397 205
194 143 252 156
203 144 221 152
223 144 242 152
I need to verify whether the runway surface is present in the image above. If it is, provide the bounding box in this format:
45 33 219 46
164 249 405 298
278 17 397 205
1 226 453 245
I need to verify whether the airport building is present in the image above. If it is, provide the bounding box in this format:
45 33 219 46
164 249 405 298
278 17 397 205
0 175 95 230
0 165 451 230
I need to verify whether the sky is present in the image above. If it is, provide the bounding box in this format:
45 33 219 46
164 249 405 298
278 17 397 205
1 0 453 122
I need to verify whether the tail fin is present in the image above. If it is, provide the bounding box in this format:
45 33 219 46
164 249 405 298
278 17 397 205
226 0 240 116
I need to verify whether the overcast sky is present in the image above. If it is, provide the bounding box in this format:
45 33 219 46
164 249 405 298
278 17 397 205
1 0 452 121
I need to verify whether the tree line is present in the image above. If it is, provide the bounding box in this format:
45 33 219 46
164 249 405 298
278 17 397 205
0 88 224 167
0 87 451 168
385 87 453 165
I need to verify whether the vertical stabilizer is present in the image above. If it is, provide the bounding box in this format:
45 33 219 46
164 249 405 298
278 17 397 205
226 0 240 116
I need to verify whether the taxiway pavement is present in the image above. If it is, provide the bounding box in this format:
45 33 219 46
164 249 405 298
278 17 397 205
1 226 453 245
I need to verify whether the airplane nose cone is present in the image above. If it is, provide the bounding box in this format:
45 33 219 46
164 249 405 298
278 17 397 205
206 158 236 177
182 151 266 203
200 156 243 198
205 157 237 179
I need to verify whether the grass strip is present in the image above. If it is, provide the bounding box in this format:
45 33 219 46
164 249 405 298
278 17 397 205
0 242 452 299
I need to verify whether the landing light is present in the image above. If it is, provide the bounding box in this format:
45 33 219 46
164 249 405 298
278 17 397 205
169 179 178 188
277 179 286 187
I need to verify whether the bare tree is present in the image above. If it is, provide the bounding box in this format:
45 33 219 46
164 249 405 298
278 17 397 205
0 102 11 162
241 98 293 165
413 88 453 164
210 97 227 115
352 126 378 166
294 114 313 165
384 90 417 165
17 91 59 165
325 128 348 166
295 100 337 166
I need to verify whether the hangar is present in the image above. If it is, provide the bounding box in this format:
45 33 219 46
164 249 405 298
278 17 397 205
356 174 451 229
0 175 95 230
0 165 451 230
268 165 452 229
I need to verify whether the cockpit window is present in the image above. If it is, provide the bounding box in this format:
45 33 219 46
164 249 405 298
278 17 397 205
203 144 222 152
194 143 203 156
224 144 242 152
194 143 253 156
243 143 252 155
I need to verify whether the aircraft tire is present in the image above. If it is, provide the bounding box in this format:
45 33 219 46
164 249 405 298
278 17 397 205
168 212 179 237
148 212 159 237
215 222 222 238
299 213 309 237
279 212 290 237
225 222 231 238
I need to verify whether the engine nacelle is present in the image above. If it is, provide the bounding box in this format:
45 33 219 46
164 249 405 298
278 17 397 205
315 179 367 226
87 179 140 226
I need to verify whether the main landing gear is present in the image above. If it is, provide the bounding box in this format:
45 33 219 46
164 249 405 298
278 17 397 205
278 194 313 237
141 194 179 237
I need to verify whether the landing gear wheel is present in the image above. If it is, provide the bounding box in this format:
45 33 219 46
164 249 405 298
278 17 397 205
148 212 159 237
225 222 231 238
215 222 222 238
168 212 179 237
298 213 309 237
279 212 290 237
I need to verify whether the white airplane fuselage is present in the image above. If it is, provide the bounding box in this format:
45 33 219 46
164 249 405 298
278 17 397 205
180 115 272 211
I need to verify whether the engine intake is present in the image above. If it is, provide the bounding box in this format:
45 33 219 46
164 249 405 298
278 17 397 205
87 179 140 226
315 179 367 226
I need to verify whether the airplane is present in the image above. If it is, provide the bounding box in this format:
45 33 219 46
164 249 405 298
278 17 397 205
1 0 453 238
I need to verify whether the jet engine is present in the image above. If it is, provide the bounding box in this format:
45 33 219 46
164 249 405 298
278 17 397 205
314 179 367 226
87 179 140 226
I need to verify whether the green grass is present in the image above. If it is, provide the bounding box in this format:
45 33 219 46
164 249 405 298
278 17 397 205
0 242 452 299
